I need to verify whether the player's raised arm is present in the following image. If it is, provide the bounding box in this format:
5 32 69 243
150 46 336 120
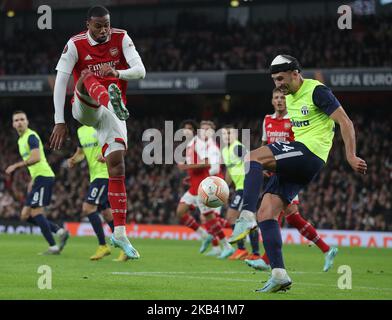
100 33 146 80
50 40 78 150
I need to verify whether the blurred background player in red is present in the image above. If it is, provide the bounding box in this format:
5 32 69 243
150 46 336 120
245 88 338 272
177 120 235 259
50 5 146 259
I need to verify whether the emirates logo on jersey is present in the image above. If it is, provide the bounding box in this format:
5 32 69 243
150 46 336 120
110 47 119 57
284 123 291 129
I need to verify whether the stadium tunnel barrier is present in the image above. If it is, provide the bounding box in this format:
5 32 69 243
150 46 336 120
0 68 391 96
1 221 391 249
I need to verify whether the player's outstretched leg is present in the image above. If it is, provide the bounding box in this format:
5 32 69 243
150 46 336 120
177 202 212 253
203 212 234 259
79 69 129 121
285 209 338 271
106 149 140 259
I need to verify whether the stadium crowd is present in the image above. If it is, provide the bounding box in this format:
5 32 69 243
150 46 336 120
0 110 391 231
0 13 391 75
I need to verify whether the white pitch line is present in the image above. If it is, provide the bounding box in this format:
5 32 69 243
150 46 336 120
110 271 392 293
111 270 324 275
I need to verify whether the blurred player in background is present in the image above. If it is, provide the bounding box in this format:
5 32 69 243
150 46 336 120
5 111 69 255
245 88 337 272
50 5 146 259
67 125 127 262
221 125 260 260
177 120 235 259
230 55 367 292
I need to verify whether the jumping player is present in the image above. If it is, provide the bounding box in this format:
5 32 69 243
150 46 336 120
6 111 69 255
50 6 146 259
177 120 235 259
230 55 367 292
245 88 337 272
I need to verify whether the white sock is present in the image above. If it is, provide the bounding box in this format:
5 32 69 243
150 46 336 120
272 268 288 280
240 210 257 224
114 226 126 239
56 228 65 236
197 227 209 239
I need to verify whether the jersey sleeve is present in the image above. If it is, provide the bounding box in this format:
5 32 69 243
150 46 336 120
55 39 78 75
312 85 341 116
122 33 142 66
27 135 40 150
261 118 267 142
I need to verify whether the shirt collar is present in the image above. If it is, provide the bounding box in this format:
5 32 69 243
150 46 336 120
271 112 290 120
87 29 111 46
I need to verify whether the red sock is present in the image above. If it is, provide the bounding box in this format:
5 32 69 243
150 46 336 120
108 176 127 226
286 212 330 253
212 237 220 247
261 252 270 265
180 213 200 231
82 73 110 107
217 214 231 229
204 216 225 240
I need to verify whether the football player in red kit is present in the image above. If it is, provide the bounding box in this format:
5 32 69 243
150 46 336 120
50 6 146 259
177 120 235 259
245 88 338 272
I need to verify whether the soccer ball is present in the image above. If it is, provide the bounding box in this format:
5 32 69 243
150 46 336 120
198 176 230 208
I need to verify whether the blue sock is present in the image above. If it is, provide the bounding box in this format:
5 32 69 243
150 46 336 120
249 229 260 254
242 161 264 212
107 220 115 233
33 214 56 246
27 217 60 234
232 224 245 250
258 220 284 269
88 212 106 245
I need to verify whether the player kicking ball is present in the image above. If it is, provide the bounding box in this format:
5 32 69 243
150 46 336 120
229 55 367 293
50 6 146 260
245 88 337 273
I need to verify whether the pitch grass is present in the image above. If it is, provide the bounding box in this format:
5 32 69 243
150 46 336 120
0 234 391 300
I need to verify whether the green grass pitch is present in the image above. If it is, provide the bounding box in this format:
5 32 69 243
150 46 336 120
0 234 391 300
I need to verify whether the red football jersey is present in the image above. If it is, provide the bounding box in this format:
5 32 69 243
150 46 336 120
69 28 129 104
185 137 223 195
262 112 294 144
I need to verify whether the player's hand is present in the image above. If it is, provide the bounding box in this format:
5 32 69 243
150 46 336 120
97 155 106 163
347 155 367 174
67 158 75 168
100 64 119 78
5 164 17 175
50 123 68 150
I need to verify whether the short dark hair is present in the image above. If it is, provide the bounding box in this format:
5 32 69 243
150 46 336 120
87 6 110 20
12 110 26 117
180 119 199 133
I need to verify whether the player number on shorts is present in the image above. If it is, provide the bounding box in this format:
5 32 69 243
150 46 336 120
33 192 40 202
91 187 98 198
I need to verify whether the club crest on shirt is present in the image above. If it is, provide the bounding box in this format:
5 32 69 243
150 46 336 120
301 105 309 115
110 47 119 57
